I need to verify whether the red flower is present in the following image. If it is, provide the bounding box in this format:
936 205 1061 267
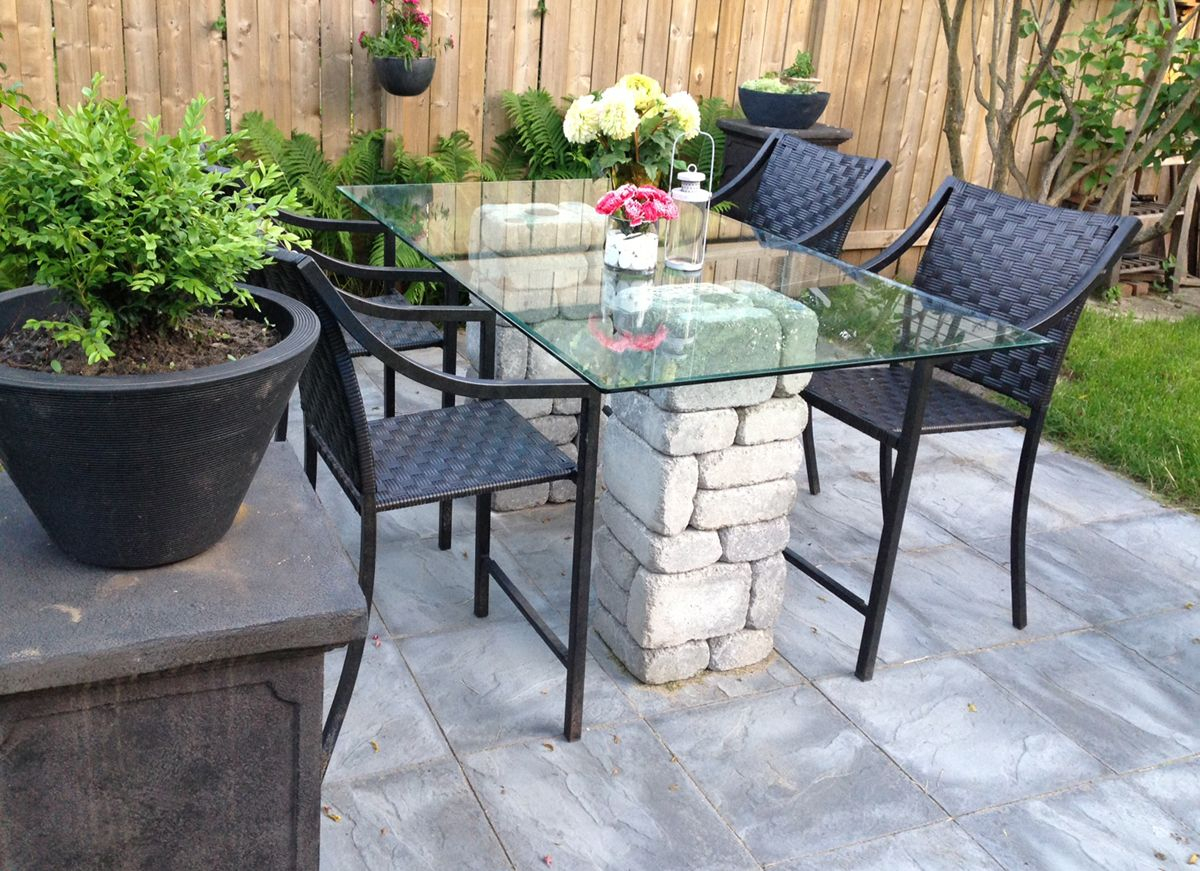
358 29 367 46
588 316 669 352
405 34 420 50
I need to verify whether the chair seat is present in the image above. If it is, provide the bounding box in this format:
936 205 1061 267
370 399 576 511
803 365 1026 446
344 293 442 358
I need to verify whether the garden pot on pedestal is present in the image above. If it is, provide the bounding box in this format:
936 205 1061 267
737 88 831 129
0 285 319 569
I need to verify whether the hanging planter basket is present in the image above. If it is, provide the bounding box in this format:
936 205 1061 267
373 56 437 97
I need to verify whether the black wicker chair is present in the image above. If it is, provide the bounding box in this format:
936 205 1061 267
799 178 1139 673
261 249 600 776
713 132 891 256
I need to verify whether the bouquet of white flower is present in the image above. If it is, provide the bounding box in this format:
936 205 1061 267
563 74 701 188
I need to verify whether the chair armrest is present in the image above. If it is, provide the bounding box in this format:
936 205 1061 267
276 208 385 235
340 292 493 325
861 177 957 274
298 257 589 401
1017 214 1141 333
712 131 783 207
308 247 446 285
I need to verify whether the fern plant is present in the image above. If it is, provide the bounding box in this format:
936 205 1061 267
236 114 492 301
490 89 592 180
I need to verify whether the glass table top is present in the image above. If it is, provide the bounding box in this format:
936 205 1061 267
340 180 1049 393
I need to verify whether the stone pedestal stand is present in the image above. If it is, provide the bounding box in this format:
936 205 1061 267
593 372 811 683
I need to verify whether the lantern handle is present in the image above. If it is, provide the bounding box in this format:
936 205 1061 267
668 131 715 196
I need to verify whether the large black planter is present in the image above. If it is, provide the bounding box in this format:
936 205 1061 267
0 286 319 569
738 88 831 130
373 56 436 97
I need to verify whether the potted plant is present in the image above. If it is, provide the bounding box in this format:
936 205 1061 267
563 74 702 188
738 50 830 129
0 79 318 569
359 0 454 97
595 183 678 273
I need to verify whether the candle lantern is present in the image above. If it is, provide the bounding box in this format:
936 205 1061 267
663 132 715 272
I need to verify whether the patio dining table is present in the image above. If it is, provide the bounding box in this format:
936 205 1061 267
339 178 1049 704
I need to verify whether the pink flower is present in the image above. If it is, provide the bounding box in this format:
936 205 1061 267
415 10 431 25
358 29 367 46
406 34 420 50
588 317 669 352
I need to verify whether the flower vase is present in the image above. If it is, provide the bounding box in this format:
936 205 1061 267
604 219 658 273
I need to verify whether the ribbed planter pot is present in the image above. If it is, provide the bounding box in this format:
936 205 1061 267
0 286 319 569
738 88 831 129
374 56 436 97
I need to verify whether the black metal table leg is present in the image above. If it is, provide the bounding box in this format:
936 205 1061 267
564 388 602 741
855 360 934 680
437 280 461 551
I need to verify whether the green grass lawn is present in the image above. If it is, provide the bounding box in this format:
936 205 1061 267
1045 307 1200 512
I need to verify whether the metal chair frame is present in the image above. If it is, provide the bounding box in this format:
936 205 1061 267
264 250 600 778
274 210 467 551
713 131 891 256
792 177 1139 680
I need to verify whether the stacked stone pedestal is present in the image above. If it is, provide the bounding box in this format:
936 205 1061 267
592 373 810 684
464 199 606 510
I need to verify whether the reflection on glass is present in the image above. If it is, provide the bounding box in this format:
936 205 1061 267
339 180 1049 393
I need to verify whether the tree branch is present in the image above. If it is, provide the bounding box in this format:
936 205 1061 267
1136 156 1200 244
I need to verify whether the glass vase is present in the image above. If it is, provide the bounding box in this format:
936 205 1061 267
603 219 658 274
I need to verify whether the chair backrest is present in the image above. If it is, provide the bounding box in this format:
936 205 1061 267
914 179 1136 408
275 209 408 299
260 248 376 499
748 136 890 256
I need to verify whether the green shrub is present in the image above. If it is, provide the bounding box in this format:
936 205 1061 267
0 78 300 363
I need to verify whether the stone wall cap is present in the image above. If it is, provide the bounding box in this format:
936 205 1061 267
0 444 367 696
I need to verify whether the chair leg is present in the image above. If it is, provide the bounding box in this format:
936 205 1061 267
879 442 893 510
474 492 491 618
856 361 933 681
802 405 821 496
1010 410 1046 631
304 432 318 489
384 366 397 418
564 392 602 741
321 507 377 778
274 405 289 442
437 315 458 551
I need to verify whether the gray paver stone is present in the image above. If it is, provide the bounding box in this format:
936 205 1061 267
719 516 792 563
691 478 798 530
492 483 549 511
610 391 738 456
593 525 642 591
529 413 579 445
647 376 776 412
775 372 813 397
466 321 529 379
593 605 711 684
594 565 630 621
552 397 582 415
626 562 752 648
736 395 808 445
508 398 554 419
599 492 722 575
697 439 802 489
747 554 787 629
601 418 698 536
528 344 576 380
709 628 775 671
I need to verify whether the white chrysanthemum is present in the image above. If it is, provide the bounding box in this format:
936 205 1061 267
617 73 664 112
665 91 701 138
563 94 600 144
596 86 639 141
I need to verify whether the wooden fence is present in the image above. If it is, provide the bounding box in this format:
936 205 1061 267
0 0 1113 256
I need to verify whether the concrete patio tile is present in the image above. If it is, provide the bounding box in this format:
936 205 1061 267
1105 606 1200 693
461 721 759 871
788 469 959 567
1012 448 1167 526
971 524 1196 625
773 565 952 681
927 424 1027 468
817 657 1106 816
902 453 1074 544
958 778 1200 870
1087 512 1200 594
323 615 450 786
320 759 511 870
971 631 1200 772
593 644 807 717
1124 757 1200 835
399 619 636 754
492 502 582 619
371 533 555 638
649 686 944 864
773 821 1003 870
